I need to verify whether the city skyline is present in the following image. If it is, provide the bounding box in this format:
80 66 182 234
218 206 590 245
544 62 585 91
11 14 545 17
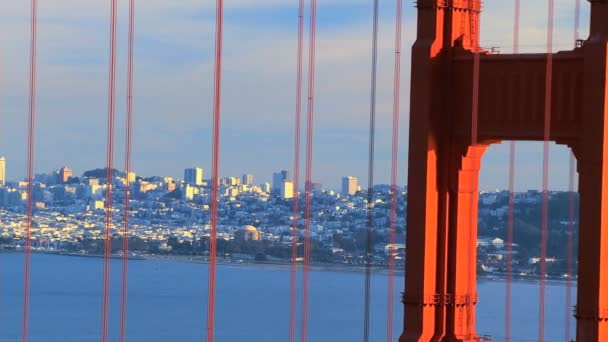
0 1 588 192
0 155 581 193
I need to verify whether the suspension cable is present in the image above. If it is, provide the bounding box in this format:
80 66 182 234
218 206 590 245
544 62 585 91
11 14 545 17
289 0 305 341
364 0 380 341
539 1 555 341
387 0 403 341
206 1 223 341
119 1 136 341
466 1 481 338
301 0 317 340
505 1 520 341
101 1 118 341
565 3 580 341
22 0 38 341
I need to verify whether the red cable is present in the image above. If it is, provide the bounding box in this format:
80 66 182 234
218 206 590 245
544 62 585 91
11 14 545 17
467 3 481 337
364 0 380 340
206 1 223 341
565 3 580 340
289 1 304 341
119 1 135 341
301 0 317 340
101 1 118 341
505 141 515 342
539 1 554 341
22 0 38 340
387 0 403 341
505 1 520 341
565 154 575 342
574 0 581 44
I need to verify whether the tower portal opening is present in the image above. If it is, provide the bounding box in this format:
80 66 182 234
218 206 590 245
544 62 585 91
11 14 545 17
476 141 579 341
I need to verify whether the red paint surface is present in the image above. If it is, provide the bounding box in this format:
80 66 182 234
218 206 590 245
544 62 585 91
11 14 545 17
401 1 608 341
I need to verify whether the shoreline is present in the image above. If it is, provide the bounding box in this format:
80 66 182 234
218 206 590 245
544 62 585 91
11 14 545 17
0 249 576 284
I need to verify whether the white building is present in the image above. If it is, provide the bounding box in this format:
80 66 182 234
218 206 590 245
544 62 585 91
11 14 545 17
281 180 294 199
341 176 358 196
0 157 5 186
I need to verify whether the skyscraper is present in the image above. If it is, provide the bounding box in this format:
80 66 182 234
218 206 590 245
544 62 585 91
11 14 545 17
58 166 73 183
341 176 358 196
0 157 5 186
272 170 289 193
281 180 294 199
242 173 253 186
184 167 204 186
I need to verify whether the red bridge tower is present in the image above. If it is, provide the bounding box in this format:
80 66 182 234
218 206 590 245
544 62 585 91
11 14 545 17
401 0 608 341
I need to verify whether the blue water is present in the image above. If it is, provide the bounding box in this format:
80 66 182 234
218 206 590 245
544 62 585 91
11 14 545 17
0 254 575 341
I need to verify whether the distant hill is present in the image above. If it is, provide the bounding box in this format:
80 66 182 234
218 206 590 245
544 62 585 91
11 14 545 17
83 168 125 179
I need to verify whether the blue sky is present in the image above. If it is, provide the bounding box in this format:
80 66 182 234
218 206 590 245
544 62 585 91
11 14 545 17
0 0 590 191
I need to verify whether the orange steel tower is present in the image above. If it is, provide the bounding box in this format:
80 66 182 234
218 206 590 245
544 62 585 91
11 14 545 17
401 0 608 341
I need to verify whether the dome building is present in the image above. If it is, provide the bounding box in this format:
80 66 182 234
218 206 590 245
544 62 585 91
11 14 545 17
234 225 261 241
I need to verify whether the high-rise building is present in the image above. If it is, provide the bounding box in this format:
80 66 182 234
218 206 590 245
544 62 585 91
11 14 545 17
184 167 204 186
342 176 358 196
58 166 73 183
281 180 294 199
242 173 253 186
272 170 289 192
0 157 5 186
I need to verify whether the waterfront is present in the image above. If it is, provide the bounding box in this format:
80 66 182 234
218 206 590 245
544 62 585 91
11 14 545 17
0 253 574 341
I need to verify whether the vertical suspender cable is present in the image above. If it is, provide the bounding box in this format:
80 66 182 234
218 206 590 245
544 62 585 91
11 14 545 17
119 1 136 341
387 0 403 341
364 0 379 341
22 0 38 340
565 152 576 341
206 1 223 341
505 1 520 341
289 0 305 341
467 1 481 338
101 1 118 341
301 0 317 340
539 1 555 341
565 3 580 341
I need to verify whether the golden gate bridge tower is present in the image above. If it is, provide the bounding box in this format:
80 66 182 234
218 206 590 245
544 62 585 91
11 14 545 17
402 0 608 341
